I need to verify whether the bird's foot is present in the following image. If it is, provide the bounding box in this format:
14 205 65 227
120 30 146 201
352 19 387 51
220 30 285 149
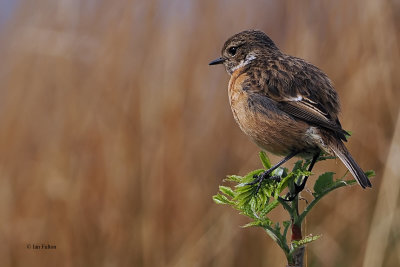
245 170 274 195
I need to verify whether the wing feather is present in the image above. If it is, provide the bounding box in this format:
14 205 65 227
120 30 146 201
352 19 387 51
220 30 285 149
245 56 348 141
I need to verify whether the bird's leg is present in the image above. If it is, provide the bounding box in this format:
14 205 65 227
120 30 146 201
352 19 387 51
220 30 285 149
294 151 320 193
281 151 320 201
247 151 299 194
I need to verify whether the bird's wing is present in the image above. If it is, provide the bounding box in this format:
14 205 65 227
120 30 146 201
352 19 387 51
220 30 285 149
276 97 348 140
246 58 348 141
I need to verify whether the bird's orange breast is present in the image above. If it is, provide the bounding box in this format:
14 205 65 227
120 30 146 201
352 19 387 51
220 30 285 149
228 71 256 137
228 69 314 155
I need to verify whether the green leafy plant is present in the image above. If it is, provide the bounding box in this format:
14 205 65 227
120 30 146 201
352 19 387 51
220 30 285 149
213 151 375 267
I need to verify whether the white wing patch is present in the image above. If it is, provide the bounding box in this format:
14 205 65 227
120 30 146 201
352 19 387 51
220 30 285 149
288 94 328 117
288 95 303 101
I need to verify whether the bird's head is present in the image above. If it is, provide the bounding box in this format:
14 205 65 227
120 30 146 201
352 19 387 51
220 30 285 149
209 30 279 75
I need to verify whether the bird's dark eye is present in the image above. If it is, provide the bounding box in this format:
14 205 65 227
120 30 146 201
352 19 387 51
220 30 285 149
228 46 237 56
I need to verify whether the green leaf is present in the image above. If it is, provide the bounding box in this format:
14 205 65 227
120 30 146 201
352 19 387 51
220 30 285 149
258 199 279 217
259 151 271 169
276 172 296 194
316 155 336 162
313 172 335 195
275 222 281 232
264 228 279 243
242 218 272 228
219 186 235 198
256 189 268 207
282 220 291 228
283 220 291 238
242 220 263 228
365 170 375 178
235 190 254 206
225 175 243 182
213 194 233 205
250 197 258 213
235 183 253 191
292 234 322 249
313 151 336 163
292 160 304 172
336 179 357 186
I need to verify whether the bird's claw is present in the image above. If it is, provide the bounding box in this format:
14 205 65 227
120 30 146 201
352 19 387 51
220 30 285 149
245 171 273 194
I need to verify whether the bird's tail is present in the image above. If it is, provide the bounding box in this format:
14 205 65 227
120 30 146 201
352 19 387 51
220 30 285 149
329 141 372 188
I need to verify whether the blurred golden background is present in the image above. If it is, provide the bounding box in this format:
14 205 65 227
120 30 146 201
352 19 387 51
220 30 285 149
0 0 399 266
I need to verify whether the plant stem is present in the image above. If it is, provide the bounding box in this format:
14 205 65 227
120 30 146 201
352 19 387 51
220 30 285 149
288 195 305 267
287 247 305 267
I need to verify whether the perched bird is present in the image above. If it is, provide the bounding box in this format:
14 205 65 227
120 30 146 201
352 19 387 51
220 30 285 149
209 30 371 196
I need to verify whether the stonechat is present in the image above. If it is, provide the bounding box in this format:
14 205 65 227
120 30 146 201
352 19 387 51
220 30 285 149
209 30 371 195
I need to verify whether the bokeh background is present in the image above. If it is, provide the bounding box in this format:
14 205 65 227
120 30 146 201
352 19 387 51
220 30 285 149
0 0 399 266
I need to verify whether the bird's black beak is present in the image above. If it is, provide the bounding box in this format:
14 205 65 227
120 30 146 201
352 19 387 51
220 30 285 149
209 57 225 65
